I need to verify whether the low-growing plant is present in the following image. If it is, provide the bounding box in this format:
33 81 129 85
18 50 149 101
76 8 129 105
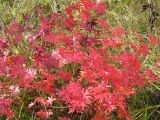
0 0 159 120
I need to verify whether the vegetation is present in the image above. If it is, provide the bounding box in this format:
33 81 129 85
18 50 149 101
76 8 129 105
0 0 159 120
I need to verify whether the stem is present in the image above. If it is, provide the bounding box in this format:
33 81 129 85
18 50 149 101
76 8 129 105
50 106 70 109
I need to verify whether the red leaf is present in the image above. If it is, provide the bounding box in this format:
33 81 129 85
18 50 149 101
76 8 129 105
98 19 110 30
148 34 158 45
112 27 126 37
58 81 91 113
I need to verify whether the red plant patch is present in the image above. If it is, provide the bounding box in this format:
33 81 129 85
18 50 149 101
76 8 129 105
0 0 159 119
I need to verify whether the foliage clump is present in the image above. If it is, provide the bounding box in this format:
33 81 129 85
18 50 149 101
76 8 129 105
0 0 159 119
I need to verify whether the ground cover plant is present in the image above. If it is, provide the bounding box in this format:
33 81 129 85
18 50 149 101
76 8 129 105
0 0 160 120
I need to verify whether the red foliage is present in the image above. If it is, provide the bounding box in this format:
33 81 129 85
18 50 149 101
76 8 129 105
0 0 159 119
58 81 91 113
148 34 158 45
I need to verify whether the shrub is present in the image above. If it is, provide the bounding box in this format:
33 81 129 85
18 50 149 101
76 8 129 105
0 0 159 119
